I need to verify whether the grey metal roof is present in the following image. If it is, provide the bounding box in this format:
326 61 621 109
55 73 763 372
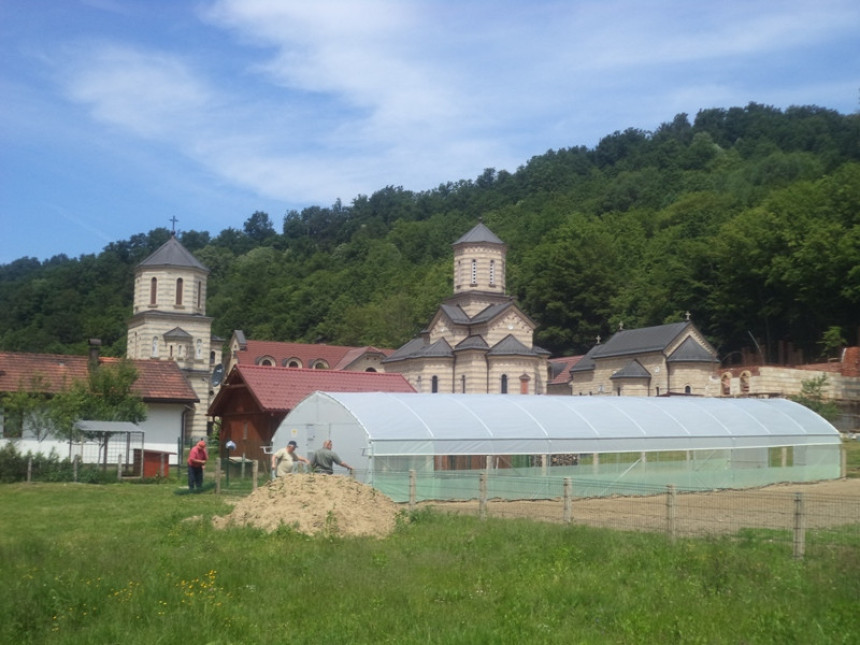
454 336 490 352
452 222 505 246
138 236 209 272
487 334 539 357
569 345 599 373
163 327 193 340
439 304 472 325
470 302 513 324
420 338 454 358
610 359 651 380
666 337 719 363
383 337 453 362
592 322 690 359
382 337 427 362
75 420 142 434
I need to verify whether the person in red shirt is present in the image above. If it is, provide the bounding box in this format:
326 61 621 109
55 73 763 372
187 439 208 492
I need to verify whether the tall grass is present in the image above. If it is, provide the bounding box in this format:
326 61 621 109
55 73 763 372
0 483 858 644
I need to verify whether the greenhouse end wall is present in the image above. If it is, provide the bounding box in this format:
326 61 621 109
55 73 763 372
368 444 842 503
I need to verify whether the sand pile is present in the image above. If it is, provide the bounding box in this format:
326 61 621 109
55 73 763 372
211 473 401 538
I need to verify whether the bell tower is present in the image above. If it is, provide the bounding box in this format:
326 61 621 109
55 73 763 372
127 234 222 440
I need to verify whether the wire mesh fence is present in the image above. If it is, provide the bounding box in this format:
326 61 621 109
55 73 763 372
400 470 860 558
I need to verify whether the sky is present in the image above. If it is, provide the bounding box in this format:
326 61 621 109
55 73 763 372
1 0 858 265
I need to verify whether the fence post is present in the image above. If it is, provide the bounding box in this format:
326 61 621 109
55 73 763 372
666 484 677 542
563 477 572 524
27 457 32 483
793 492 806 560
117 454 123 481
215 458 222 495
409 469 416 512
841 444 847 479
252 460 259 491
73 455 79 483
479 472 488 521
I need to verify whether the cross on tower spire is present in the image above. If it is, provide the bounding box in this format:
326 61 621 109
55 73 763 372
169 216 179 235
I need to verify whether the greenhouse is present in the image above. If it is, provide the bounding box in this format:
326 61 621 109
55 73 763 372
271 392 843 502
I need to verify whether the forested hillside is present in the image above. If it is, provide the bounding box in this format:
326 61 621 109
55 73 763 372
2 103 858 363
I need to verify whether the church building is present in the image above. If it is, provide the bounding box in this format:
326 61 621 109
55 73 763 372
126 235 223 439
382 222 551 394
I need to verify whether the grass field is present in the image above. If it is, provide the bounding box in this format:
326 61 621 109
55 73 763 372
1 482 858 644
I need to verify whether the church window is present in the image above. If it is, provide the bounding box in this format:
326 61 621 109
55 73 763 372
457 260 462 287
175 278 183 305
470 259 477 285
489 260 495 286
260 358 275 367
196 339 202 359
500 374 508 394
431 376 439 393
169 344 174 358
151 337 159 357
366 367 377 373
210 351 216 365
286 359 302 368
150 278 157 305
684 385 692 394
460 374 466 393
312 360 329 369
196 281 202 309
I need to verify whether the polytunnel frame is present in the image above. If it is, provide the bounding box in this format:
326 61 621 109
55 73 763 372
275 392 843 501
298 392 841 457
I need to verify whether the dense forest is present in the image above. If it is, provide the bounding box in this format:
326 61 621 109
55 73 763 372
1 103 858 364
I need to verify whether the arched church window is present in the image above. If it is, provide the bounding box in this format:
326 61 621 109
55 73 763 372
721 373 731 396
461 374 466 393
500 374 508 394
489 259 495 286
684 385 692 394
175 278 183 305
150 278 157 305
197 281 202 309
470 259 477 285
431 376 439 393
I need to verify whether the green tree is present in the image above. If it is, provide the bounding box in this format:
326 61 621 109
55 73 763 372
790 375 839 422
49 361 147 442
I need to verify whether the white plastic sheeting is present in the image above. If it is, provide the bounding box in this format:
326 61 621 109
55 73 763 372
276 392 841 458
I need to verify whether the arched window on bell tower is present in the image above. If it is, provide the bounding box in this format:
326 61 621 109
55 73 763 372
149 278 157 305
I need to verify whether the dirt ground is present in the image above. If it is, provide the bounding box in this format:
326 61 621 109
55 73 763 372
420 478 860 537
212 473 400 538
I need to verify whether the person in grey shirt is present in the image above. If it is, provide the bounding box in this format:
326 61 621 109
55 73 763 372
310 440 353 475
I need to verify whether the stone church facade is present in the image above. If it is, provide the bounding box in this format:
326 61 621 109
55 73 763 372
126 236 223 440
382 223 550 394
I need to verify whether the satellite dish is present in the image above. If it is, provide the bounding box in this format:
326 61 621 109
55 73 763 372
211 363 224 387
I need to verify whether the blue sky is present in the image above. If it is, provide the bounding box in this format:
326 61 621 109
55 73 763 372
1 0 858 265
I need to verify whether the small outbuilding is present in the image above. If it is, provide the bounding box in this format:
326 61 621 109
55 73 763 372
272 392 842 502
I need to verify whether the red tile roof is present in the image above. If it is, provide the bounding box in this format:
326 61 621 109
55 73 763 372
237 340 393 369
548 355 584 385
209 364 415 415
0 352 198 403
